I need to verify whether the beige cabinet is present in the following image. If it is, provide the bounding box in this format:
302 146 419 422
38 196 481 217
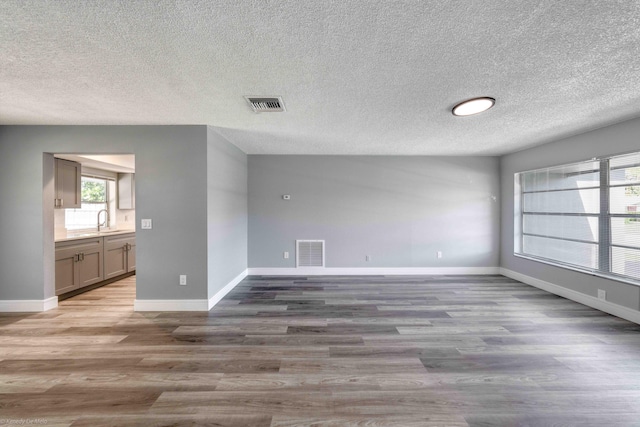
104 233 136 280
54 158 81 209
55 237 104 295
127 237 136 271
55 246 78 295
117 173 135 210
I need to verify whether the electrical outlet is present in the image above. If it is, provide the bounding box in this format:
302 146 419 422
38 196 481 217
597 289 606 300
284 251 289 259
179 275 187 286
365 255 371 262
437 251 443 259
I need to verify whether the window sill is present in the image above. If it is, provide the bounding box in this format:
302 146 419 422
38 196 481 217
513 253 640 288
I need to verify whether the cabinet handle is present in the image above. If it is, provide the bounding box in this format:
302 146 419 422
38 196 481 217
81 252 85 261
60 198 63 207
74 253 79 262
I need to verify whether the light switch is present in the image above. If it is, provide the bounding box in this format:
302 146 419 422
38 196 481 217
141 219 153 229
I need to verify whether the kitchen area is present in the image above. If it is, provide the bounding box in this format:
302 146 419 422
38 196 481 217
53 154 136 299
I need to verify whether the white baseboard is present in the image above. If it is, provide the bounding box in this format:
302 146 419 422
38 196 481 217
0 296 58 312
208 269 248 310
43 296 58 311
134 298 209 312
134 269 248 312
500 268 640 325
248 267 500 276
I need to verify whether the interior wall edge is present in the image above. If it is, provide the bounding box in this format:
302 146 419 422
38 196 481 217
208 269 248 310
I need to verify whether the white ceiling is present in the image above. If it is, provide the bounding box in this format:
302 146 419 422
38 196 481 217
2 1 640 155
55 154 135 173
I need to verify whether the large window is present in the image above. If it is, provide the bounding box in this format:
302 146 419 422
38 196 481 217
65 176 111 230
515 151 640 283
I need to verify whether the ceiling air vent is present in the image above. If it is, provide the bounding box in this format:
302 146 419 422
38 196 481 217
296 240 325 268
245 96 285 113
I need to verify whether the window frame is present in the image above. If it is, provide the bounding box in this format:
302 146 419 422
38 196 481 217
514 151 640 287
64 175 113 231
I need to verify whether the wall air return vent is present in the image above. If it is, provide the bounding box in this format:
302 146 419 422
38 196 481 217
244 96 285 112
296 240 325 268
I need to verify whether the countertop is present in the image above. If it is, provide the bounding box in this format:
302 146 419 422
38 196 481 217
55 229 136 243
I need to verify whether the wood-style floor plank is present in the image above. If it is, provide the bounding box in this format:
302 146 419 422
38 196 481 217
1 274 640 426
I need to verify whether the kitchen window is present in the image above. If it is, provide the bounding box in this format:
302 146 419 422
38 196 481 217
515 151 640 283
65 176 113 230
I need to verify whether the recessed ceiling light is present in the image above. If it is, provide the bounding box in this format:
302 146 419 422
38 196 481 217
452 97 495 116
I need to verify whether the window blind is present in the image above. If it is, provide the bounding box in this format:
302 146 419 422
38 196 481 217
515 151 640 283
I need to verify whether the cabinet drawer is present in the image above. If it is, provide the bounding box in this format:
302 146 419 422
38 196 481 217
56 237 103 253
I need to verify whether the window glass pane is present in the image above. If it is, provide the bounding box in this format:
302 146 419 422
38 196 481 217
611 247 640 280
611 217 640 249
522 162 599 192
610 152 640 186
610 185 640 215
522 235 598 269
65 176 109 231
516 151 640 284
523 189 600 214
81 177 107 202
523 214 598 242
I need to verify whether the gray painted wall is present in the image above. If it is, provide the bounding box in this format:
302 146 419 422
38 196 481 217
248 156 500 268
206 127 248 298
0 125 210 301
500 117 640 311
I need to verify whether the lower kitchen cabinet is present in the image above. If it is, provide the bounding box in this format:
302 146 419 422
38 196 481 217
55 233 136 296
104 233 136 280
55 237 104 295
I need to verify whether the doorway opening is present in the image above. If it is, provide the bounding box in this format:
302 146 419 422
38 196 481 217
52 154 136 303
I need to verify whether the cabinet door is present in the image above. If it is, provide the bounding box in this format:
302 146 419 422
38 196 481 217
55 246 78 295
117 173 135 210
104 235 128 279
77 242 104 287
126 237 136 272
55 159 81 209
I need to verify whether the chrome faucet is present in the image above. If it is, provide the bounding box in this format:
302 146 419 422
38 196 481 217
97 209 109 232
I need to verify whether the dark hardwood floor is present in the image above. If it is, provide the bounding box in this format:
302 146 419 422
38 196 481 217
2 275 640 426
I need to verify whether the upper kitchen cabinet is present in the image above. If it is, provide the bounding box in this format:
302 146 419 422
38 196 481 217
54 158 81 209
117 173 135 210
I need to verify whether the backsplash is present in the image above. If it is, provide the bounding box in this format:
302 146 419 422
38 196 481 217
115 209 136 230
55 207 135 236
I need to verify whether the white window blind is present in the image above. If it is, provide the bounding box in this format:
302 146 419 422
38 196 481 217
515 151 640 283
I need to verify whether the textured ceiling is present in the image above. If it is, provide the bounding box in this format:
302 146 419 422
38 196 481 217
2 1 640 155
